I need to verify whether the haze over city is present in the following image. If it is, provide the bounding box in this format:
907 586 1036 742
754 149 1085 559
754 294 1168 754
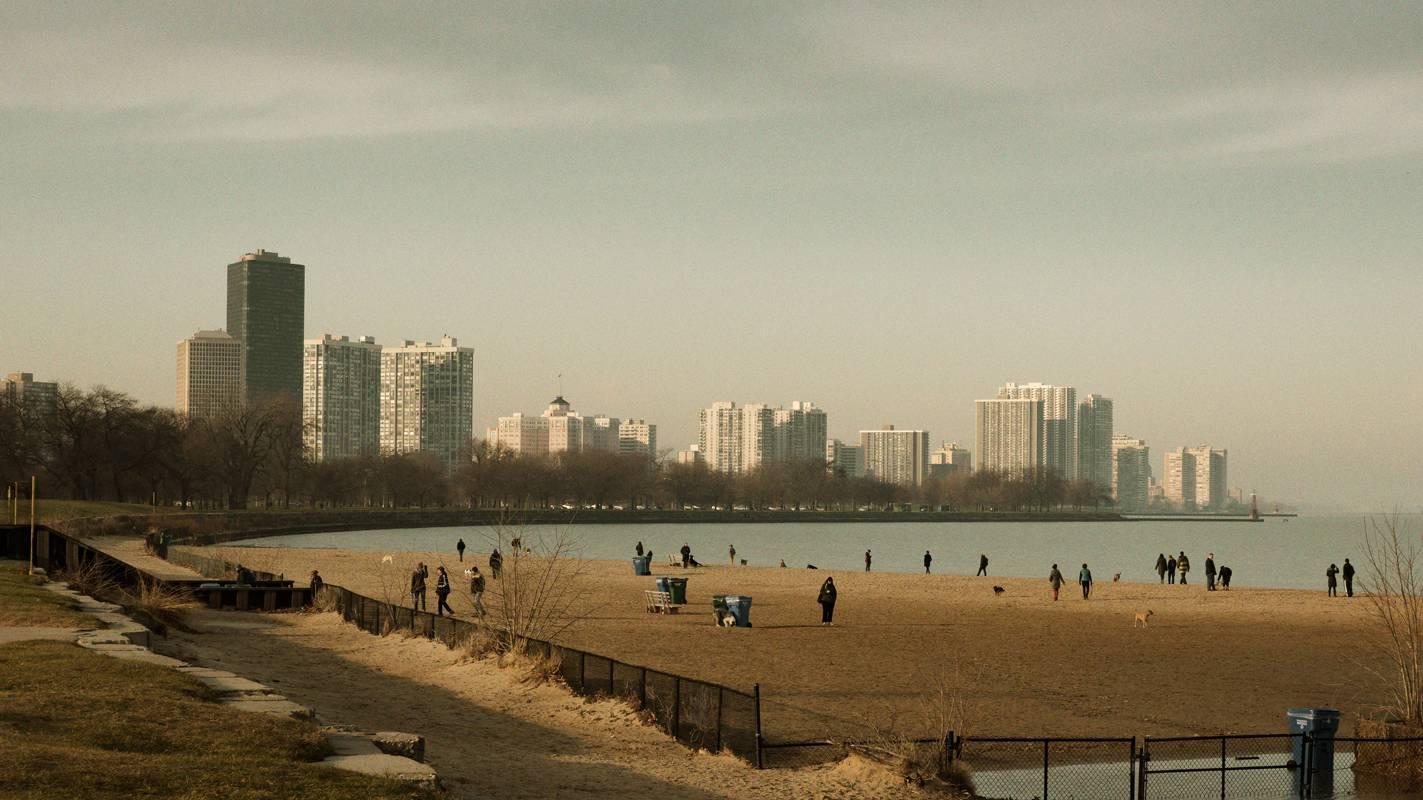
3 3 1422 510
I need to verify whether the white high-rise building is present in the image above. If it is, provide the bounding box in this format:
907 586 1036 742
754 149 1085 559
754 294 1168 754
378 336 474 470
1163 445 1228 510
676 445 704 465
826 438 865 478
1077 394 1114 490
492 413 549 454
997 382 1077 478
491 396 651 457
176 330 242 419
774 402 829 463
303 335 381 462
975 398 1043 474
617 419 657 457
698 400 827 474
1111 435 1151 512
860 426 930 486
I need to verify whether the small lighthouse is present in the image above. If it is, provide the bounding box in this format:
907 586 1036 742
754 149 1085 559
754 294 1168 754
1249 491 1260 521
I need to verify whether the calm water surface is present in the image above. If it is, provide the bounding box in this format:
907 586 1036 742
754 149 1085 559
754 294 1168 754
236 513 1420 591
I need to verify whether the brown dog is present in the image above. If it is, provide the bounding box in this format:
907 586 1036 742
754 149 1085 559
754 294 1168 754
1133 610 1154 628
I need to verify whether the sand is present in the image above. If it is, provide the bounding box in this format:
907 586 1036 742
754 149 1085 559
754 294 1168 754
204 543 1386 744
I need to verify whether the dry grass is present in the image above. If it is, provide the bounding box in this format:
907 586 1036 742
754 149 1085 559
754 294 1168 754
0 640 437 800
0 565 91 628
120 576 195 634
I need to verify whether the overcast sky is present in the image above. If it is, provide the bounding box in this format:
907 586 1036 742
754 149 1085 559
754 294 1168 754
3 2 1421 510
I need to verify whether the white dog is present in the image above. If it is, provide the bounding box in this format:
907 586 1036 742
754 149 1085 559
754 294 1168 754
381 555 394 565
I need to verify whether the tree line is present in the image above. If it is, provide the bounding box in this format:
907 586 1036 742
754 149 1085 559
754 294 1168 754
1 384 1112 512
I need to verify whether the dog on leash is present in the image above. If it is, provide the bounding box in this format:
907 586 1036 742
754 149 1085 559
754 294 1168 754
992 586 1005 596
1133 610 1154 628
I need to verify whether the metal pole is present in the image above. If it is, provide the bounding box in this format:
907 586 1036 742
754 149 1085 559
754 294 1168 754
715 686 723 753
754 683 763 769
1130 737 1137 800
1220 737 1226 800
1043 739 1050 800
673 676 681 741
28 476 36 575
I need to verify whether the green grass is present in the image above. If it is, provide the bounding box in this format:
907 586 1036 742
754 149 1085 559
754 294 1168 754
0 564 90 628
0 640 438 800
26 499 177 524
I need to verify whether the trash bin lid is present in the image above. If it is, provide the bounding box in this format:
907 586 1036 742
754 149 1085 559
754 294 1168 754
1287 708 1341 719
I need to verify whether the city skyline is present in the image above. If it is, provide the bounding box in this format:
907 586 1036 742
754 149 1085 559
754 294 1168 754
5 5 1422 509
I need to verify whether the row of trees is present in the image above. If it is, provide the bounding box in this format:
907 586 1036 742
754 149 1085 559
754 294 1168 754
1 384 1113 512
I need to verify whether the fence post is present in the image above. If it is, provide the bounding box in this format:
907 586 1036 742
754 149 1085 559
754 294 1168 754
639 667 647 709
715 686 723 753
1220 736 1226 800
672 676 682 742
610 658 615 696
1043 739 1050 800
753 683 763 769
579 651 587 693
1129 736 1137 800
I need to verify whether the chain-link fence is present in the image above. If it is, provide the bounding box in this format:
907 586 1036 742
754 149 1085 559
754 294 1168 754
1140 733 1301 799
956 736 1138 799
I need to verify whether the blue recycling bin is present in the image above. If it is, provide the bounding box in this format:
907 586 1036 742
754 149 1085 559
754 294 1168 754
1288 708 1341 774
654 576 669 594
724 595 753 628
632 556 651 576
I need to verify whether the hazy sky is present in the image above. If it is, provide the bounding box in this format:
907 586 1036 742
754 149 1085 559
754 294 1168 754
3 3 1421 510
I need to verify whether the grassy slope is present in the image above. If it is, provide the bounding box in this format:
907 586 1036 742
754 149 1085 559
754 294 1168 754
0 565 90 628
0 640 436 800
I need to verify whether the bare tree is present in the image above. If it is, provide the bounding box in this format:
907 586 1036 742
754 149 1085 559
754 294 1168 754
1363 514 1423 724
482 519 590 649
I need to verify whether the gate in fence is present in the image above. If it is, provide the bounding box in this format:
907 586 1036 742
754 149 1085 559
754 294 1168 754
954 735 1138 800
1139 733 1306 798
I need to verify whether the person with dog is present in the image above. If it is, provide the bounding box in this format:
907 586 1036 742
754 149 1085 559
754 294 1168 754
1166 554 1177 584
489 548 503 580
818 577 837 625
729 544 737 565
1343 558 1355 597
1219 565 1232 590
1205 553 1217 591
923 550 932 574
1327 563 1339 597
1155 553 1168 583
1177 551 1190 585
469 566 486 616
456 538 466 562
1079 563 1093 599
1049 564 1065 601
411 565 427 610
977 554 989 576
435 566 453 616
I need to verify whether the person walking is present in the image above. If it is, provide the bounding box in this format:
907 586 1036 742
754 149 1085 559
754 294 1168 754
818 577 837 625
923 550 933 574
1342 558 1355 597
489 548 503 580
1048 564 1065 601
469 566 486 616
864 549 872 573
1155 553 1168 583
1177 551 1190 585
309 570 323 595
1327 563 1339 597
435 566 453 616
1205 553 1217 591
729 544 737 565
680 543 692 568
977 554 989 576
411 566 427 610
1219 565 1232 590
1079 563 1093 599
1166 555 1177 584
635 541 644 557
457 538 466 562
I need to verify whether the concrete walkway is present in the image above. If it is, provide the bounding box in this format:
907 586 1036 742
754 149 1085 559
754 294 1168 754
0 626 82 644
80 535 207 582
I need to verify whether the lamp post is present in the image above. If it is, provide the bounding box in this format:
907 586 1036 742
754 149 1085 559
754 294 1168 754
27 476 36 576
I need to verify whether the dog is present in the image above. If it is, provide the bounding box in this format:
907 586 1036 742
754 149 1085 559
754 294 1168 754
992 586 1005 596
1113 573 1121 582
463 568 477 578
381 555 394 565
1133 610 1154 628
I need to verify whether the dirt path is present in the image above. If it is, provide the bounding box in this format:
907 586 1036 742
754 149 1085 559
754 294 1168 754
157 609 919 800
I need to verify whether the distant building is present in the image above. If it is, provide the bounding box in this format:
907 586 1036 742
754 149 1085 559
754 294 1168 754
226 249 305 403
860 425 930 486
997 382 1077 478
975 398 1043 474
492 413 548 454
1163 445 1228 510
491 396 652 458
929 441 972 478
698 400 828 474
774 402 828 463
617 419 657 458
826 438 865 478
378 336 474 470
1077 394 1113 490
1110 435 1151 512
302 335 381 462
676 445 704 465
3 371 59 420
175 331 242 419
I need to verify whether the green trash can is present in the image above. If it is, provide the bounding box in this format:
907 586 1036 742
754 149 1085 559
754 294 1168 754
666 577 688 605
632 556 651 576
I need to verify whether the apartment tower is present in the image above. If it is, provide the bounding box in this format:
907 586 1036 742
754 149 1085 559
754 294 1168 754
175 331 242 419
227 249 306 403
303 335 382 462
378 336 474 470
975 398 1043 474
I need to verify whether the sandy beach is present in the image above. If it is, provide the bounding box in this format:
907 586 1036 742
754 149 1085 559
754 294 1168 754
199 542 1385 744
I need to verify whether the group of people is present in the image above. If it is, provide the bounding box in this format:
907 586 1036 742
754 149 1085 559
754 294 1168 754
1047 563 1096 600
1326 559 1356 597
398 539 505 618
1153 551 1233 590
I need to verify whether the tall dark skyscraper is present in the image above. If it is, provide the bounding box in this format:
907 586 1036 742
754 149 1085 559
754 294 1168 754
226 249 305 404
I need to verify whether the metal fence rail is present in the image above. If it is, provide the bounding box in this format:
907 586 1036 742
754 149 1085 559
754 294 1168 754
956 735 1138 800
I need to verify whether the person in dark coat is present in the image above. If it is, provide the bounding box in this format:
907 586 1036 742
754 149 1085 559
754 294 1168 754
977 554 989 576
1079 563 1093 600
923 551 932 574
1166 555 1177 584
1327 563 1339 597
1342 559 1355 597
680 543 692 568
1155 553 1168 583
635 541 644 557
489 548 503 580
864 549 872 573
457 538 466 562
435 566 453 616
411 566 427 610
309 570 323 595
1205 553 1217 591
1177 552 1190 585
469 566 486 616
1049 564 1065 601
818 577 837 625
1219 565 1232 590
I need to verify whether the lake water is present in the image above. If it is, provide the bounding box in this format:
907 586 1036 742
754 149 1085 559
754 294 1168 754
235 513 1420 591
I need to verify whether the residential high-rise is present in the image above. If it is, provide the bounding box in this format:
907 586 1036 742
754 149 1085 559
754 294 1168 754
1163 445 1228 510
826 438 864 478
859 425 930 486
774 402 829 463
3 372 59 420
302 335 381 462
698 401 829 474
676 445 704 465
929 442 973 478
378 336 474 470
491 413 548 454
1111 435 1151 512
490 397 651 457
997 382 1077 478
175 331 242 419
227 249 305 403
975 398 1043 474
1077 394 1114 490
617 419 657 457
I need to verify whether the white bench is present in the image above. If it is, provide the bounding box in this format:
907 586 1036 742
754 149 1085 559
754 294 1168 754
644 590 679 614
